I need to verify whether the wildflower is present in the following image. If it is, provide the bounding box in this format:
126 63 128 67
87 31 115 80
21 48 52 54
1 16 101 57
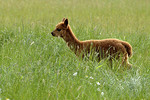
89 76 94 79
96 82 101 86
101 92 104 96
73 72 77 76
85 75 88 78
30 41 34 45
6 98 10 100
97 88 100 91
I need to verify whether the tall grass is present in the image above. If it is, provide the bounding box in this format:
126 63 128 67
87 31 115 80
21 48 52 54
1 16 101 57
0 0 150 99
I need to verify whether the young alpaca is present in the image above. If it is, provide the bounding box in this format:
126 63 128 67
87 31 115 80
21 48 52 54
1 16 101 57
51 18 132 69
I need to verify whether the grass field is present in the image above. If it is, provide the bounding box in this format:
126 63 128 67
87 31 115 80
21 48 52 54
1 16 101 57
0 0 150 99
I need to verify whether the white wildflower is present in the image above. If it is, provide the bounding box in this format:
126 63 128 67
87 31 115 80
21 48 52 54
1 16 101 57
96 82 101 86
97 88 100 91
101 92 104 96
89 76 94 79
89 83 92 85
6 98 10 100
73 72 77 76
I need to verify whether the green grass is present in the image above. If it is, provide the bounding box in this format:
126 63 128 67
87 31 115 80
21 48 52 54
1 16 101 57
0 0 150 99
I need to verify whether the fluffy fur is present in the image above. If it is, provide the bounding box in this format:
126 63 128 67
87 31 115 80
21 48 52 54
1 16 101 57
51 18 132 69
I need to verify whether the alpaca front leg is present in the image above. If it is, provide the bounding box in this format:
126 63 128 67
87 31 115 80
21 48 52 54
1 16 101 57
121 54 132 69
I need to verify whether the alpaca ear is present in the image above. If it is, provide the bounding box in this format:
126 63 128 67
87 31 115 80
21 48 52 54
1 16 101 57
62 18 66 22
64 19 68 27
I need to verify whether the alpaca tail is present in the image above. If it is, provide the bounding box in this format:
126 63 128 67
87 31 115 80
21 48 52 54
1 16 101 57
121 42 132 57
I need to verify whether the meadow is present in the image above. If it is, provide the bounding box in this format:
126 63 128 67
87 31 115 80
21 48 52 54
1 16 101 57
0 0 150 99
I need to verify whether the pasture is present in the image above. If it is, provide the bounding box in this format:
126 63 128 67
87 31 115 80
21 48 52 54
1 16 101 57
0 0 150 99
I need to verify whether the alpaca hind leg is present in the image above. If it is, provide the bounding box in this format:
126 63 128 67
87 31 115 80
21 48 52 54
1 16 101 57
122 54 132 69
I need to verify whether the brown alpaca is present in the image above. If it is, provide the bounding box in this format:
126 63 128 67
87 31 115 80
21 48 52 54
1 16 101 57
51 18 132 69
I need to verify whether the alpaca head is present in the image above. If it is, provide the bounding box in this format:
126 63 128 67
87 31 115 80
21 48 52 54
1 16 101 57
51 18 69 38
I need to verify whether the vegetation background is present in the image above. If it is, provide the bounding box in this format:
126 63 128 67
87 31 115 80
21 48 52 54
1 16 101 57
0 0 150 99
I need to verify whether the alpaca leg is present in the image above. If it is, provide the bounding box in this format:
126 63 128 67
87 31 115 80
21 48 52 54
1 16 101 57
122 54 132 69
117 43 132 69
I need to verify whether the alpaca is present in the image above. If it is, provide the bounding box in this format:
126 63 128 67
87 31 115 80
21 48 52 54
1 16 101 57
51 18 132 69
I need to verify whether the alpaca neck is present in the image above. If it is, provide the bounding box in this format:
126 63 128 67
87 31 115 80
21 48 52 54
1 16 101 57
62 26 81 51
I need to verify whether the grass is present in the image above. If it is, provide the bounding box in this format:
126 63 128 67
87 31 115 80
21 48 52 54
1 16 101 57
0 0 150 99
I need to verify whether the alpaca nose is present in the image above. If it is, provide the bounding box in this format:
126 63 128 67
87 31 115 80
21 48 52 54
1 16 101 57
51 32 55 36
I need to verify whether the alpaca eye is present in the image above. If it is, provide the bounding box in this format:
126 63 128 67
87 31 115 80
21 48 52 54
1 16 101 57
57 29 61 31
